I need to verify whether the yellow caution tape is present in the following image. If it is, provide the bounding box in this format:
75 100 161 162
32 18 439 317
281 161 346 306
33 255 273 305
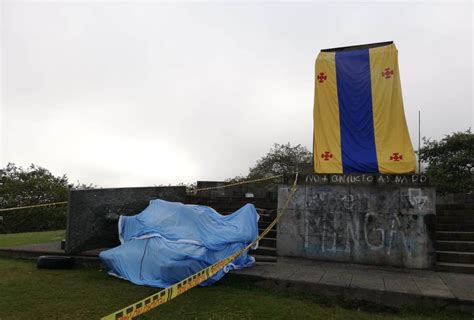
101 173 298 320
0 201 68 212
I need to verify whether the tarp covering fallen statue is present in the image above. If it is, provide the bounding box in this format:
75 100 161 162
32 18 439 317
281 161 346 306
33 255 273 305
99 199 259 287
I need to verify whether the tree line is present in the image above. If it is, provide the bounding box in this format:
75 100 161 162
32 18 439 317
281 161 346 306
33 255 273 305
0 128 471 232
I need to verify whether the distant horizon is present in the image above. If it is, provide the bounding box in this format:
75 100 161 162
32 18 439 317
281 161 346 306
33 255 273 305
1 149 438 189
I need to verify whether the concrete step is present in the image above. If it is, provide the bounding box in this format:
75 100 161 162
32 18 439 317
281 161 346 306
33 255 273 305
437 224 474 232
436 231 474 241
436 262 474 274
0 246 102 268
258 237 276 248
437 250 474 264
437 209 474 216
219 209 251 215
252 254 277 263
213 204 278 212
199 205 276 214
258 220 277 229
436 216 474 224
254 246 277 256
218 211 277 218
259 228 276 238
258 214 277 223
437 204 474 211
436 240 474 252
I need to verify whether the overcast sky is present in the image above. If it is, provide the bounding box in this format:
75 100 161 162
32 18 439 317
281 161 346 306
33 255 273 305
1 1 473 187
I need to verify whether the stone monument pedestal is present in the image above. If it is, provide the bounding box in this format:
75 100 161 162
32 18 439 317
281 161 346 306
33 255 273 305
277 174 436 269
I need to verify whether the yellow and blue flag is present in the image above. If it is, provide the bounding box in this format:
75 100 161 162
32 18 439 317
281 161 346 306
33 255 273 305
313 42 416 174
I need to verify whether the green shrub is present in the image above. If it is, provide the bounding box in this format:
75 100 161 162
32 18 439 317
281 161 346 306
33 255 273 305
1 206 67 233
0 163 93 233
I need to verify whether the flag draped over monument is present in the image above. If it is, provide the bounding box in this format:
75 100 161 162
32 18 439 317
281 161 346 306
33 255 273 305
313 42 416 174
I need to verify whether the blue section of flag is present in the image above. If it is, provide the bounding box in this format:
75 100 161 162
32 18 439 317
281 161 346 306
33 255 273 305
335 49 379 173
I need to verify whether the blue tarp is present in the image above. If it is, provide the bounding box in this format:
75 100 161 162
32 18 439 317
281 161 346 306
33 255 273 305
99 199 259 288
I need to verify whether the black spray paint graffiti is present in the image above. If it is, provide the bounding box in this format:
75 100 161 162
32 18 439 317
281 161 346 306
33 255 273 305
303 190 428 256
401 188 431 213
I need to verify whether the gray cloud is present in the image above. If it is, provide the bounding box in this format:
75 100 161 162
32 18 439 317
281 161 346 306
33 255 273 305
1 1 472 187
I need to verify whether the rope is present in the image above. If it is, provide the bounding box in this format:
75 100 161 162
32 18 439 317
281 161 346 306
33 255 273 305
188 174 284 194
0 173 290 212
0 201 68 212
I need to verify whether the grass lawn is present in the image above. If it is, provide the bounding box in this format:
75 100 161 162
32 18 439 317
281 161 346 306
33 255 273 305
0 256 471 320
0 230 65 247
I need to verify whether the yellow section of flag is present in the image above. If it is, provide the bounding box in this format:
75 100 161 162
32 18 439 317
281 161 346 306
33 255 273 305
313 52 343 174
369 43 416 173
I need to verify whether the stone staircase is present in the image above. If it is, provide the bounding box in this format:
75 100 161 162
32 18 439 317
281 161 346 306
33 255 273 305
436 204 474 274
254 209 277 263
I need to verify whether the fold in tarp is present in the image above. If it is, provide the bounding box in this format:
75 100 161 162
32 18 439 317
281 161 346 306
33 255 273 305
99 199 258 287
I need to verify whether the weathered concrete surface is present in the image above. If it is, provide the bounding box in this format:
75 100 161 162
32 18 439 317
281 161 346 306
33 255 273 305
0 241 104 267
65 186 186 254
277 177 436 269
232 257 474 313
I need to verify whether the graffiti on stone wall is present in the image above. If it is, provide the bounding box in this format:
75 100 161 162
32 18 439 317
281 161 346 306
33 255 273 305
303 189 431 256
278 184 436 268
400 188 435 215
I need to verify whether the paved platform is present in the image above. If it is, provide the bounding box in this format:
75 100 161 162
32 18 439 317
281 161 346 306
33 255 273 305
0 241 104 266
232 257 474 313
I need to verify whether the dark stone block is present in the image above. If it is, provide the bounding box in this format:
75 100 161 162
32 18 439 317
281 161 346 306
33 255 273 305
277 183 436 269
65 186 186 254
